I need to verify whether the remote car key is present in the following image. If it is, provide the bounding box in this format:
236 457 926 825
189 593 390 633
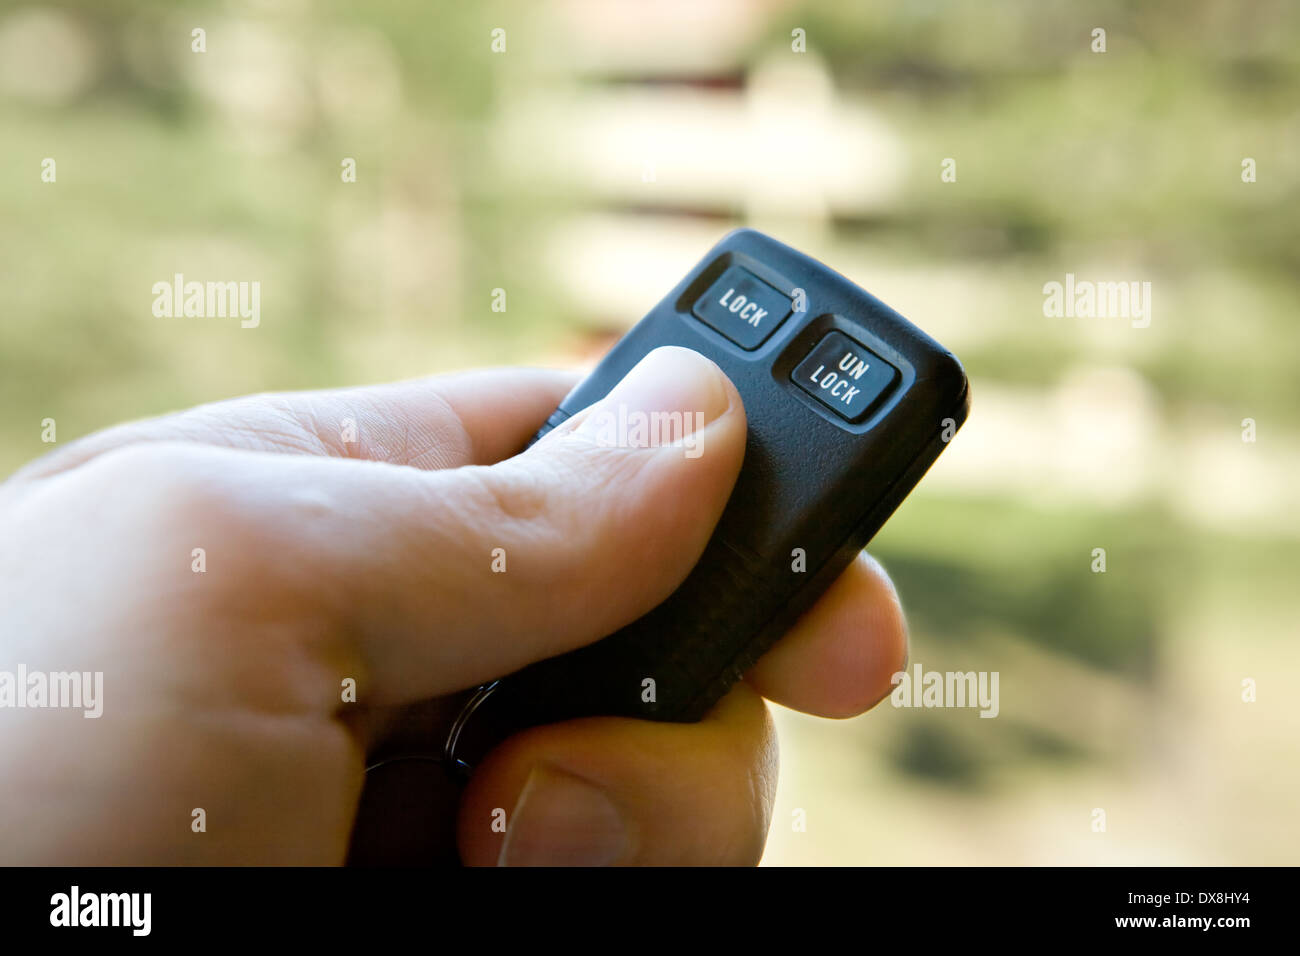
444 228 969 773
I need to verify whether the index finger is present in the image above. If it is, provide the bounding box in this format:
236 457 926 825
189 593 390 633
8 367 581 484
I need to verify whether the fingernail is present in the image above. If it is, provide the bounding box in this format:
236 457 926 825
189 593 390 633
573 346 732 451
499 766 630 867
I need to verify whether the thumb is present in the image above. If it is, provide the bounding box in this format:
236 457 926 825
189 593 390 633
346 346 748 705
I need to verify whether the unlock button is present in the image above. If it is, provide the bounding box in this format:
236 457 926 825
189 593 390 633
792 331 897 422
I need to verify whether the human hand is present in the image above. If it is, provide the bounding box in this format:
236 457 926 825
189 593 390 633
0 347 906 865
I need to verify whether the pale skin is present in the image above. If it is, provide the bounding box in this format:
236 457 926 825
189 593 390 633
0 347 907 865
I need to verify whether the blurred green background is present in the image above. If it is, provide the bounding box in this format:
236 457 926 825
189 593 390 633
2 0 1298 864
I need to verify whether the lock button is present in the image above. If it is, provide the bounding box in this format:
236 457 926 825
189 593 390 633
692 265 791 350
792 331 897 422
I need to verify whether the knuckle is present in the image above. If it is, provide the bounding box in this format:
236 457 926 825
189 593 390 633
87 442 253 544
465 460 553 526
453 456 611 603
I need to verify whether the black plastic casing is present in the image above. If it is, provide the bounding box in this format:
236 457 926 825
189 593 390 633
445 228 969 771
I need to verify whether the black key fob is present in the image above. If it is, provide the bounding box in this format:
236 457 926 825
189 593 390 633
445 228 969 773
